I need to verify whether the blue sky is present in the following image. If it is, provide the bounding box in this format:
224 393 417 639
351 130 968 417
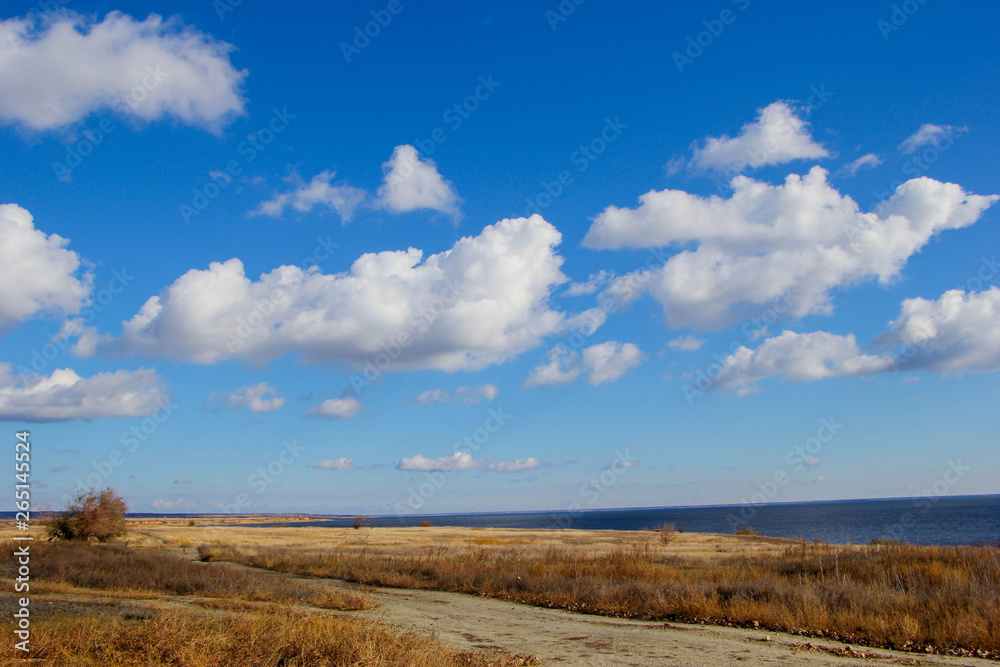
2 1 999 515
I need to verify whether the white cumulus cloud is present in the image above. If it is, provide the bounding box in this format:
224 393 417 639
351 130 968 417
706 287 1000 393
94 215 569 372
0 204 93 330
585 168 997 330
307 398 361 420
205 382 284 413
0 364 168 422
375 145 461 219
689 101 829 173
711 331 892 391
873 287 1000 373
0 11 245 132
398 451 482 472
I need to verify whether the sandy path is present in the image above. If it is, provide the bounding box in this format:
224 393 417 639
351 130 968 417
343 583 993 667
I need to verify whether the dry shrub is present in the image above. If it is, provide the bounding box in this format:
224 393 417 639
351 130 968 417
46 488 127 542
656 523 677 545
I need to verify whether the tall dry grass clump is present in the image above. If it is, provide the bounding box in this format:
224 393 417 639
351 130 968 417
200 540 1000 658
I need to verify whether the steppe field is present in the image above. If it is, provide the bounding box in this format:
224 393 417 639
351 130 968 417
2 518 999 666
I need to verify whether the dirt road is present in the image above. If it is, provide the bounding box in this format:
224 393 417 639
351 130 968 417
343 582 993 666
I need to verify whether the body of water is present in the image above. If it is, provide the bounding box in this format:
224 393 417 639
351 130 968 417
242 495 1000 546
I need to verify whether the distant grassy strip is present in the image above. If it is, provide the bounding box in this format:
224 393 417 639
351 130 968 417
200 541 1000 658
1 541 373 611
0 608 538 666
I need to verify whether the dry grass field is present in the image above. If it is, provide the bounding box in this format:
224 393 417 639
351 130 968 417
1 518 998 663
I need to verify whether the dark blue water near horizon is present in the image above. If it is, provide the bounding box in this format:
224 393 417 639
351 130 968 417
239 495 1000 546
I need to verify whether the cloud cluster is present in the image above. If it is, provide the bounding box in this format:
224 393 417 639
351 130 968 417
585 168 997 330
0 11 245 131
523 341 642 387
0 364 167 422
205 382 285 413
688 102 829 173
874 287 1000 372
256 145 461 222
397 451 541 473
95 215 569 371
709 287 1000 392
0 204 92 330
398 451 482 472
413 384 498 406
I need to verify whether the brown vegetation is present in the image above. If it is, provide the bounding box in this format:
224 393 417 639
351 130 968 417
4 541 372 610
46 488 127 542
200 539 1000 658
0 607 538 666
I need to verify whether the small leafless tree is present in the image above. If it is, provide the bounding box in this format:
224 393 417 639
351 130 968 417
657 522 677 545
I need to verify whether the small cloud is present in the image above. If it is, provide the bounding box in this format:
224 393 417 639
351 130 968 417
253 169 366 221
668 335 706 351
49 465 69 473
487 457 541 473
205 382 285 414
150 498 197 510
173 477 191 484
664 155 686 177
412 384 499 406
314 457 353 470
375 145 462 220
898 124 967 154
803 457 821 467
397 452 483 472
565 271 613 296
836 153 882 178
307 398 362 420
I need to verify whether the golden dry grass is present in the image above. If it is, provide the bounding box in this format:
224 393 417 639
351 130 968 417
0 540 373 611
0 607 538 666
200 536 1000 659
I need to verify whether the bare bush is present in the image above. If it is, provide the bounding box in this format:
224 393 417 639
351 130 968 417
46 488 127 542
